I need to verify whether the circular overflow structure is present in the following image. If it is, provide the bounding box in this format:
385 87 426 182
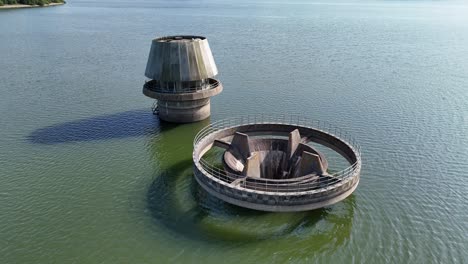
193 115 362 212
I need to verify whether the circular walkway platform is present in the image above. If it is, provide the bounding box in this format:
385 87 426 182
193 115 362 212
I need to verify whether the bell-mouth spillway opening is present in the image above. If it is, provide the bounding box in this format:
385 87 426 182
192 115 362 212
220 131 329 180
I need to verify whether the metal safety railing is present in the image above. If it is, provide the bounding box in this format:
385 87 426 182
193 114 362 193
144 78 220 94
197 158 359 193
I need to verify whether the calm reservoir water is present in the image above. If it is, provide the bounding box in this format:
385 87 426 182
1 0 467 263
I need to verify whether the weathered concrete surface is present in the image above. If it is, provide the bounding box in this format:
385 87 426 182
143 36 222 123
300 151 325 175
221 129 328 180
230 132 251 160
157 99 211 123
193 122 361 212
243 152 261 178
287 129 301 159
194 172 359 212
142 79 222 101
145 36 218 81
196 123 359 165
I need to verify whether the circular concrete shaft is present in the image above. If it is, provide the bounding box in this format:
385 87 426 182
192 115 362 212
143 35 223 123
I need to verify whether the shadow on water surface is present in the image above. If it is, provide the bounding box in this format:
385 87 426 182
147 159 356 248
27 109 179 144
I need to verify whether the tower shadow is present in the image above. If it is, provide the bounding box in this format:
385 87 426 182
27 109 178 144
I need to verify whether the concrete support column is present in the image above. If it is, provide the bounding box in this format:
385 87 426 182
157 99 211 123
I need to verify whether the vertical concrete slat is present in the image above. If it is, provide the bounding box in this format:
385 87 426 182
300 151 325 175
243 152 261 178
230 132 251 160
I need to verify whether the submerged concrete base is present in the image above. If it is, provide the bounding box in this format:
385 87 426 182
157 99 211 123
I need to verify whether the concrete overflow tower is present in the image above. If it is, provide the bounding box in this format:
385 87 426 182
143 35 223 123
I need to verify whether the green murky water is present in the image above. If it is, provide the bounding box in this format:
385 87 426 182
0 0 467 263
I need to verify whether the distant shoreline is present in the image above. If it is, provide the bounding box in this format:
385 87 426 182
0 2 64 9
